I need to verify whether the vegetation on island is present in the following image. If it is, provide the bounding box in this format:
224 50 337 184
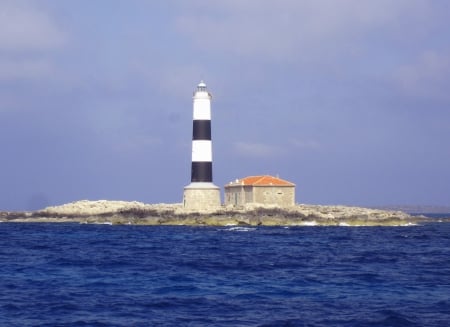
0 200 435 226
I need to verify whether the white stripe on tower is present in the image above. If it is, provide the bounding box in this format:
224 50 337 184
191 81 213 183
192 140 212 162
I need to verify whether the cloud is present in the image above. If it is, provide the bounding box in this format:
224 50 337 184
0 1 66 82
0 1 65 52
232 138 321 159
394 50 450 101
152 64 207 99
289 139 321 150
176 0 433 64
0 56 54 80
233 141 284 157
113 135 163 155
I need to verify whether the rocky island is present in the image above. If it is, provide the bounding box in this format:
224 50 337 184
0 200 432 226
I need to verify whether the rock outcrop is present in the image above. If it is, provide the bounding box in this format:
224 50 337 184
0 200 429 226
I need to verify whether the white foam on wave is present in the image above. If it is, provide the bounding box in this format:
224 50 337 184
399 222 418 227
301 221 318 226
337 222 419 227
80 221 114 225
225 226 256 232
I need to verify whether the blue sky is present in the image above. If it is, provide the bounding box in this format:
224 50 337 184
1 0 449 210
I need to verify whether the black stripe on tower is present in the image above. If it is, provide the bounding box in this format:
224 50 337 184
191 162 212 182
192 120 211 140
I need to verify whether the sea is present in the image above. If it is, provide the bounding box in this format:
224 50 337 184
1 217 449 326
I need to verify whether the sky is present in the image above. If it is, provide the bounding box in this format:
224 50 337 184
1 0 450 211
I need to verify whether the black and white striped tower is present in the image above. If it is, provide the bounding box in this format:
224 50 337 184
183 81 221 209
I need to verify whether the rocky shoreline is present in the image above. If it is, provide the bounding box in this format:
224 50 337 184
0 200 435 226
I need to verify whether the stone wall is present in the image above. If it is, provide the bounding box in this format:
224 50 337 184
183 187 221 210
253 186 295 207
224 185 245 206
224 185 295 207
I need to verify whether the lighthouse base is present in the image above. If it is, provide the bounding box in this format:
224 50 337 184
183 182 221 210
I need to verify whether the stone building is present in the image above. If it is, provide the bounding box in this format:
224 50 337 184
224 175 295 207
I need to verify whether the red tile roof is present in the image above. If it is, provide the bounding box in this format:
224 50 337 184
227 175 295 187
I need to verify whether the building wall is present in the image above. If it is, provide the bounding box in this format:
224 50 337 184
184 187 221 210
225 185 295 207
253 186 295 207
224 185 245 206
244 186 253 203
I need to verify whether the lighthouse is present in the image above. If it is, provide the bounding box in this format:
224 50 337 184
183 81 221 210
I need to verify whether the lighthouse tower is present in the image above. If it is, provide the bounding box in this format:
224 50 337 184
183 81 221 210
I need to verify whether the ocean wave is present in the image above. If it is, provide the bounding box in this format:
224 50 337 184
225 226 257 232
1 222 448 326
300 221 317 226
400 222 419 227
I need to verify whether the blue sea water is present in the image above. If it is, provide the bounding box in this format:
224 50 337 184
0 221 449 326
